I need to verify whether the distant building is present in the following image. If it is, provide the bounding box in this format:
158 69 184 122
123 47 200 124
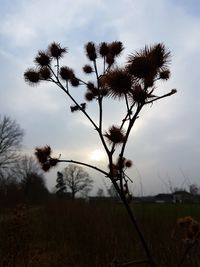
155 193 173 203
172 190 197 203
133 191 200 204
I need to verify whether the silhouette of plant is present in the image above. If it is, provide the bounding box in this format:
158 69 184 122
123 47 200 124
24 41 177 266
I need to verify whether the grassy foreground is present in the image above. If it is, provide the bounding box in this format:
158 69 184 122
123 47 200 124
0 200 200 267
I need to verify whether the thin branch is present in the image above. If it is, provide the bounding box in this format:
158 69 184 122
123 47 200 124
58 159 109 177
125 93 131 121
145 89 177 105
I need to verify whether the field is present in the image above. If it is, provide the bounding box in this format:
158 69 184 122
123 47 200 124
0 200 200 267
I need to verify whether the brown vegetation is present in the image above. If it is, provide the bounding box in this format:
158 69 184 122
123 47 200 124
0 201 200 267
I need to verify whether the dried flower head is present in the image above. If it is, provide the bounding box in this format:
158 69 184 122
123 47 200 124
130 85 147 104
105 126 125 144
85 42 97 61
35 51 51 66
99 42 109 57
60 66 74 81
127 43 170 85
100 88 108 96
42 162 51 172
39 67 51 80
49 158 59 167
125 159 133 168
70 78 80 87
35 145 51 164
87 82 98 95
109 41 124 57
70 105 80 112
149 43 170 69
83 65 93 74
127 55 152 79
87 82 95 90
24 68 40 85
103 68 132 99
177 216 200 242
35 145 58 171
85 91 95 101
106 53 115 66
48 42 67 59
70 104 86 113
159 69 170 80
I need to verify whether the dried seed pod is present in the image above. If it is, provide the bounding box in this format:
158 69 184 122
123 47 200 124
48 42 67 58
70 105 80 112
109 41 124 57
83 65 93 74
39 67 51 80
103 68 132 99
85 91 95 101
70 78 80 87
85 42 97 61
125 159 133 168
60 66 74 81
159 69 170 80
24 68 40 85
35 51 51 66
105 126 125 144
35 145 51 164
131 85 147 104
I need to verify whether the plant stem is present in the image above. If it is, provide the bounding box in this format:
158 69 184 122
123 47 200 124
58 159 108 177
121 197 157 267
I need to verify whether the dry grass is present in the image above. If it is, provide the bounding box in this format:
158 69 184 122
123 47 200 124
0 200 200 267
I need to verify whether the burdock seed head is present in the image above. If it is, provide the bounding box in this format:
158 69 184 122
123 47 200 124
99 42 109 57
70 78 80 87
35 145 59 171
103 68 132 99
131 85 147 104
35 145 51 164
85 91 95 101
48 42 67 59
125 159 133 168
39 67 51 80
24 68 40 86
60 66 74 81
159 69 170 80
127 43 170 83
35 51 51 66
83 65 93 74
85 42 97 61
109 41 124 57
105 126 125 144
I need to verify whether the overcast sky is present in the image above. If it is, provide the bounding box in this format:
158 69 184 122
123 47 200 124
0 0 200 195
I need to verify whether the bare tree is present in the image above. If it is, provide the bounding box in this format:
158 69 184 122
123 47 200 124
18 155 48 202
96 188 105 197
0 115 24 178
62 164 93 200
15 155 42 181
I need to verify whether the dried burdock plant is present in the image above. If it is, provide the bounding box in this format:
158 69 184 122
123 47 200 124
175 216 200 267
24 40 177 267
